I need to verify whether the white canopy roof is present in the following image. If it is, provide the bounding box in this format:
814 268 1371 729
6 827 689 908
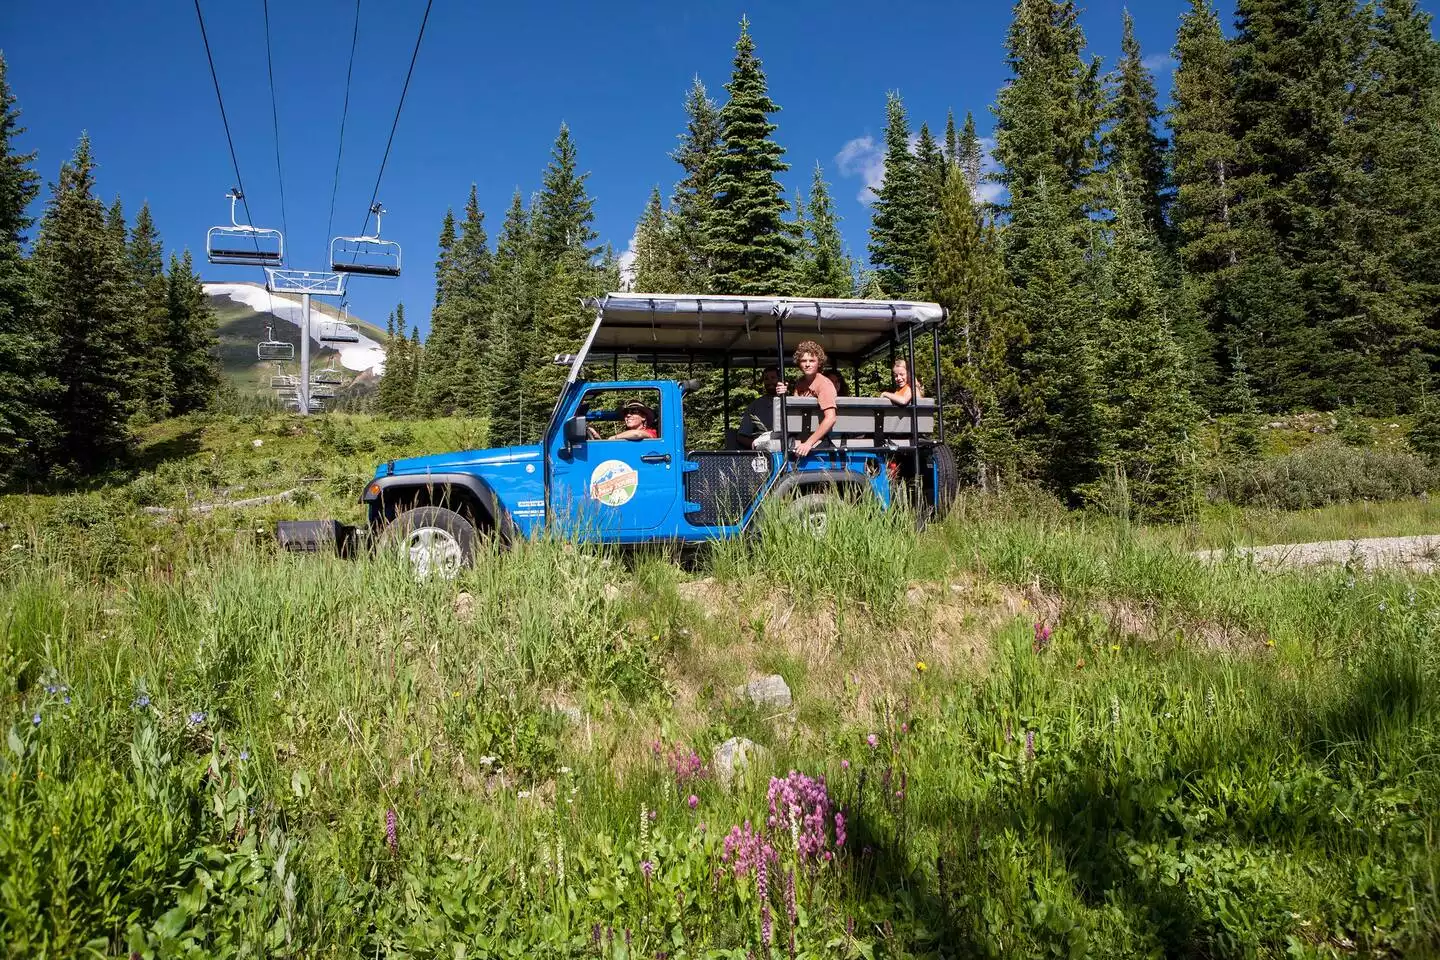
577 293 946 365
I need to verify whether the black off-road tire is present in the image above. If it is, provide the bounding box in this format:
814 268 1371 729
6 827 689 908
379 505 477 579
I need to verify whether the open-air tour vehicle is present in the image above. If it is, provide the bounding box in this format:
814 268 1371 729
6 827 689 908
278 293 959 577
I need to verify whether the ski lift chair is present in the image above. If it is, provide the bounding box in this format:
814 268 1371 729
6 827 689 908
312 365 343 385
330 203 401 277
270 374 298 389
258 326 295 362
319 322 360 344
207 189 284 266
309 384 336 400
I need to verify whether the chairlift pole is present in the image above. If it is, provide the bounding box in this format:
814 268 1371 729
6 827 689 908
300 293 312 415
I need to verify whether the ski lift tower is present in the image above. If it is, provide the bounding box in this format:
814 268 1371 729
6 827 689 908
262 268 347 416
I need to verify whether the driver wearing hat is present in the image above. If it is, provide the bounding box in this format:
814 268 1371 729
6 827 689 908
589 400 659 440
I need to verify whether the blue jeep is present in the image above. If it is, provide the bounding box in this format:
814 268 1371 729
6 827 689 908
282 294 959 576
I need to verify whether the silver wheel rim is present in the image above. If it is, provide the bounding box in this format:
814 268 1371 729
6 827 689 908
403 526 463 579
803 507 829 538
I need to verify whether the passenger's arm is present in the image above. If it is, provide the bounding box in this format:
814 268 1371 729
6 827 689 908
795 407 836 458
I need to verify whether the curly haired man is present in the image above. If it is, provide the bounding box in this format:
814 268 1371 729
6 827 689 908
776 340 837 457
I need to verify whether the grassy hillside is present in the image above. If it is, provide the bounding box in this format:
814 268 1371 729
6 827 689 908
1 414 1438 957
209 285 386 408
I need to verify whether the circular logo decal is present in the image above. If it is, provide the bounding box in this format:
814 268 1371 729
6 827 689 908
751 455 769 474
589 459 639 507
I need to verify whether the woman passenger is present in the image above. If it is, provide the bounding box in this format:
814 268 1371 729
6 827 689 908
881 358 922 405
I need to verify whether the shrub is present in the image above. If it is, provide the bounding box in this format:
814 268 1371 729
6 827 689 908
1207 440 1437 509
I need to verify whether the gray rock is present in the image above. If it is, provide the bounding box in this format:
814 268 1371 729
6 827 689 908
553 704 583 726
453 592 475 622
734 674 792 710
712 736 768 789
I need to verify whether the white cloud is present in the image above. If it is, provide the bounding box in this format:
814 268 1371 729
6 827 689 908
616 228 639 291
835 135 887 204
1143 53 1176 74
973 136 1005 206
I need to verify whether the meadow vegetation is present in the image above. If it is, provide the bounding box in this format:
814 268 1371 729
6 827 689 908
1 415 1438 957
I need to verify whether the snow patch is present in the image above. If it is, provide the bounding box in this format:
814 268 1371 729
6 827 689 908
204 282 386 375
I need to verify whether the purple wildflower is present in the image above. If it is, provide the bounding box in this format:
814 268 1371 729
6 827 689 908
785 868 797 924
757 857 772 946
866 733 878 750
900 722 909 734
132 694 150 709
1033 622 1053 652
834 811 847 847
640 859 654 883
1025 729 1036 762
385 808 398 854
31 713 40 726
720 820 778 878
187 711 205 727
841 759 850 770
766 771 840 865
688 794 699 810
648 808 658 822
239 749 250 762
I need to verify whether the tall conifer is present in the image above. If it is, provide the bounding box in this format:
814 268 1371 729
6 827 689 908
0 54 55 483
534 124 598 263
1108 10 1171 241
1093 188 1200 521
165 250 218 415
708 17 793 296
33 136 138 474
631 186 684 293
869 92 928 296
670 78 722 292
127 202 174 417
797 164 853 298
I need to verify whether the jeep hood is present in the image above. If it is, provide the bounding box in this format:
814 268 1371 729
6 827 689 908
379 445 543 476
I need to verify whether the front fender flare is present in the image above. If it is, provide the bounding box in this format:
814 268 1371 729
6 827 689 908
362 472 520 543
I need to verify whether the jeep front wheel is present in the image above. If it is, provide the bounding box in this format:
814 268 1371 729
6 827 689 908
380 506 476 579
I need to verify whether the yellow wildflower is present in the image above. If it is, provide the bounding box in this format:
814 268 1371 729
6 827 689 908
915 661 928 673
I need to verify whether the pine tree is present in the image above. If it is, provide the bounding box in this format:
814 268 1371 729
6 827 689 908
992 0 1105 254
32 135 139 474
958 111 984 198
796 164 853 298
127 202 174 418
631 186 684 292
1092 188 1200 521
927 167 1022 488
444 186 493 415
1231 0 1364 408
868 92 928 296
1010 178 1105 500
0 53 56 483
670 77 723 292
486 191 540 444
378 303 417 417
165 250 218 415
943 110 960 168
1322 0 1440 411
433 207 456 306
708 16 793 296
914 122 946 265
1218 349 1263 459
534 123 599 263
1107 10 1171 241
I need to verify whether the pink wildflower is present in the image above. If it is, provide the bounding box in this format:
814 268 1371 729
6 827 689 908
384 808 398 854
688 794 699 810
866 733 878 749
841 759 850 770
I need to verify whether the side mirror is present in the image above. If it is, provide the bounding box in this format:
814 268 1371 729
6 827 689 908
564 415 588 445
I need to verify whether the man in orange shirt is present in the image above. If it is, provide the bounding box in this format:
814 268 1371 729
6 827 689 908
777 340 837 457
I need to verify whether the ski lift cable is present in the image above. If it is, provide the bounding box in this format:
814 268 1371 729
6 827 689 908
324 0 362 262
353 0 433 241
193 0 277 313
261 0 291 248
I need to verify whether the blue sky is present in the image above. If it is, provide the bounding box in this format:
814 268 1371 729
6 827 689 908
5 0 1423 336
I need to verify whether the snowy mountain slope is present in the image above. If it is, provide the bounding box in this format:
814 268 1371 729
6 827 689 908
204 282 387 375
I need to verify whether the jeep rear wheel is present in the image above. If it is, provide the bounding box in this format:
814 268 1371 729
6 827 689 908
380 506 476 579
789 491 840 538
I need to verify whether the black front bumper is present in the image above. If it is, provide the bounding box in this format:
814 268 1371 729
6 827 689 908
275 520 360 558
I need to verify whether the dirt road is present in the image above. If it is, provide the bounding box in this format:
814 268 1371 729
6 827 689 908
1195 535 1440 573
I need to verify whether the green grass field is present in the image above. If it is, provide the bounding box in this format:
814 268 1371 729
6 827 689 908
1 414 1437 957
